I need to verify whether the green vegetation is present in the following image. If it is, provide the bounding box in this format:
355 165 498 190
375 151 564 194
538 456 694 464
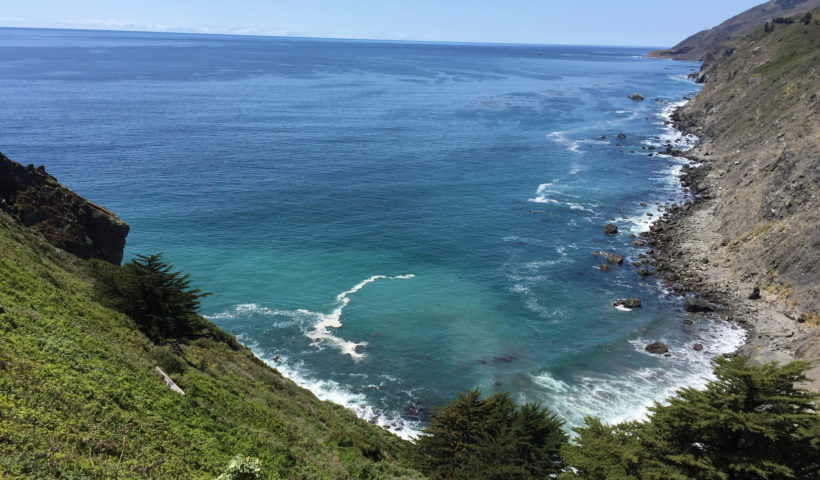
560 356 819 480
0 211 422 479
409 356 819 480
92 253 211 342
412 389 566 479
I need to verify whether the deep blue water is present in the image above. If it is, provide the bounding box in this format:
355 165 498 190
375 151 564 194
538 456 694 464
0 28 745 437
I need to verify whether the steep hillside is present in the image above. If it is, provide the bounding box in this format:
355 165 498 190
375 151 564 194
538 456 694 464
649 11 820 383
648 0 820 61
0 159 422 478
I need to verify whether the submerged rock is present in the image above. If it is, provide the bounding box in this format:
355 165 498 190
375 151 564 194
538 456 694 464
598 264 611 271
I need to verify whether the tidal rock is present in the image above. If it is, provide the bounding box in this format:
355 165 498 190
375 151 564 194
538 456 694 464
624 298 641 308
617 133 627 139
614 297 642 309
637 267 651 276
645 341 668 354
598 264 610 271
632 239 646 246
684 297 714 313
606 253 624 265
683 319 694 326
604 224 618 235
629 92 644 101
693 343 704 351
631 261 642 267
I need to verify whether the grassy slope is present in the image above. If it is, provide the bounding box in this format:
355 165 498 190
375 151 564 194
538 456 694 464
0 210 423 479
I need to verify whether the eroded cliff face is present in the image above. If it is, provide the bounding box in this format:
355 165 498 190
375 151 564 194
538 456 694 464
0 153 129 264
669 14 819 318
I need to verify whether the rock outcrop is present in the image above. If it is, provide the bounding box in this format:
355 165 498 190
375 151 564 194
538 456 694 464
0 153 129 264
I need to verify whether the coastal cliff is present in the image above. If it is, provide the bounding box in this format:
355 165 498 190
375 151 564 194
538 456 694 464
0 153 421 478
648 0 820 61
0 153 129 265
650 9 820 385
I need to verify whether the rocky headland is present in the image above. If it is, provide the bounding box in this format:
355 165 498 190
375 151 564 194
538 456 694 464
646 8 820 387
648 0 820 61
0 152 129 264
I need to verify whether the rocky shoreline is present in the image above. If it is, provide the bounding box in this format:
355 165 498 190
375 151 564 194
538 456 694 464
642 107 820 390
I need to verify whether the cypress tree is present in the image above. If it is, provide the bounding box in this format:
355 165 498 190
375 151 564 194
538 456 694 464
94 253 210 341
414 388 566 479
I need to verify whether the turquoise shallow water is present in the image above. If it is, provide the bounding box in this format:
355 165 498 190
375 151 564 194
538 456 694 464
0 28 745 437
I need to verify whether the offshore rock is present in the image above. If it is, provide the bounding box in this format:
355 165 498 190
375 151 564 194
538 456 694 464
614 297 642 309
629 92 644 101
606 253 624 265
645 341 669 355
0 153 129 264
604 224 618 235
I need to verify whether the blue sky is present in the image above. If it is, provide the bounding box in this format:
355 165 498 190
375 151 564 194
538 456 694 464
0 0 767 46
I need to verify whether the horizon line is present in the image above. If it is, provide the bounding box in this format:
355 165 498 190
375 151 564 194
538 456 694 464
0 24 671 51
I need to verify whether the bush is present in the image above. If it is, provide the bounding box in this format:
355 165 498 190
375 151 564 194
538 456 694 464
215 455 264 480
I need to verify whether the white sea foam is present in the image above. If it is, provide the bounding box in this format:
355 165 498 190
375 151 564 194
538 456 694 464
207 303 280 319
547 131 608 154
298 274 415 360
528 182 559 204
243 346 422 441
530 319 745 428
614 304 633 312
567 202 594 212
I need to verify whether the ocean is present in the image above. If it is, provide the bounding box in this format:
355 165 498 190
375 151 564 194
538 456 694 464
0 28 745 438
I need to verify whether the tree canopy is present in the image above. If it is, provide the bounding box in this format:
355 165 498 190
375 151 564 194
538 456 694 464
413 389 566 479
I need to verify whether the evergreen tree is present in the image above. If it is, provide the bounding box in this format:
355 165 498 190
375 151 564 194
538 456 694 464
94 253 210 341
559 418 649 480
413 388 566 480
642 356 819 480
510 403 567 477
561 357 820 480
